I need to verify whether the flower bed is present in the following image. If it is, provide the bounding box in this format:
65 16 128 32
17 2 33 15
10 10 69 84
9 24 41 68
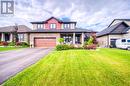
0 41 29 47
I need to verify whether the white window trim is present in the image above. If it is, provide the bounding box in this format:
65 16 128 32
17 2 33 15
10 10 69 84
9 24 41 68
50 23 56 29
18 34 24 42
37 24 43 29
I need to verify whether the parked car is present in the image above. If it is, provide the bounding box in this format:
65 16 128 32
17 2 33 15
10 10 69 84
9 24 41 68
116 39 130 50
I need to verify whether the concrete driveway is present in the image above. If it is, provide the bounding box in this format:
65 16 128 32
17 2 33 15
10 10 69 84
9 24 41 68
0 48 53 84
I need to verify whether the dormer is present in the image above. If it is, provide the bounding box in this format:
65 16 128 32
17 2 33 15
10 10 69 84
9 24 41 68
30 17 76 30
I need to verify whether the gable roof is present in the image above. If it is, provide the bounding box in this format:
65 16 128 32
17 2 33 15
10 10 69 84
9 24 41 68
97 22 129 37
108 19 130 27
0 25 31 33
30 16 76 24
44 17 63 23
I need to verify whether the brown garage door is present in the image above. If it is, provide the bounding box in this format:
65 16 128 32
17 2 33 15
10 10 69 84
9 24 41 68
34 37 56 48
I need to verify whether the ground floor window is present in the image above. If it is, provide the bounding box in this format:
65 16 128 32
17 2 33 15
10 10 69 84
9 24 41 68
61 34 82 44
75 35 81 44
18 34 24 42
63 35 72 44
61 34 73 44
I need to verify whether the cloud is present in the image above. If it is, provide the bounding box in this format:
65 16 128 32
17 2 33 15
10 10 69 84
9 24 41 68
0 0 130 31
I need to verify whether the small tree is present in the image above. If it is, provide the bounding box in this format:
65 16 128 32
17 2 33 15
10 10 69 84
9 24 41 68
84 36 93 45
58 38 64 44
91 34 98 44
84 36 98 50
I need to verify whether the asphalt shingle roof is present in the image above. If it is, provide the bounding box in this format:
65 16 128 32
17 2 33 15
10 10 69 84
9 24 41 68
0 25 31 32
108 19 130 27
97 22 129 37
28 28 95 33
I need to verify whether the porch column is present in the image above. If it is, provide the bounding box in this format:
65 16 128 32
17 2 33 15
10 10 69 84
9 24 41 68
81 32 84 46
1 33 4 41
10 33 13 42
73 33 75 44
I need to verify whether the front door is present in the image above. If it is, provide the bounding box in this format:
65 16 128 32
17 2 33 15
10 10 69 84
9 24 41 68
5 33 10 41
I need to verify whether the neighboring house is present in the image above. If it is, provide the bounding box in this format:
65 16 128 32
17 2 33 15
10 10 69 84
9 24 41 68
0 17 96 48
108 19 130 27
0 25 31 43
97 19 130 48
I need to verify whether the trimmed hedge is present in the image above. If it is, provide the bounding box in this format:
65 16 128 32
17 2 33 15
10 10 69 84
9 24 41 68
56 44 83 51
56 44 70 51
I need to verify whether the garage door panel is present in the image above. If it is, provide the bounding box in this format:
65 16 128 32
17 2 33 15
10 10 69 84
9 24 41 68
34 37 56 47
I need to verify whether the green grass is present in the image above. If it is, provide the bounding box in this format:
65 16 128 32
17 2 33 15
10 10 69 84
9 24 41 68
0 47 21 52
3 48 130 86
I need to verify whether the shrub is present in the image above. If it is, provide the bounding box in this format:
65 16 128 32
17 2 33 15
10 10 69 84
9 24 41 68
69 44 75 49
20 42 29 47
0 41 8 46
85 36 93 45
56 44 83 51
16 42 21 46
92 35 98 44
58 38 64 44
8 42 15 46
0 41 2 46
16 42 29 47
56 44 70 51
84 35 98 50
84 44 97 50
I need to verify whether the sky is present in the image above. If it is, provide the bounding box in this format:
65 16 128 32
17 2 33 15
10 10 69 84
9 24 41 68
0 0 130 31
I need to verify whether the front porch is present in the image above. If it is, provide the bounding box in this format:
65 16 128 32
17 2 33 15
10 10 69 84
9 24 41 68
0 33 25 42
0 33 13 42
60 32 86 46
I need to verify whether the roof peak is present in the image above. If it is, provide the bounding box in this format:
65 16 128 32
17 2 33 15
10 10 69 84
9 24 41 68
30 16 76 24
97 22 129 37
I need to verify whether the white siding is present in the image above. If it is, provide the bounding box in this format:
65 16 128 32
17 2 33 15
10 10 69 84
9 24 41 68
108 35 123 45
97 36 108 47
97 35 123 47
32 24 37 30
123 29 130 38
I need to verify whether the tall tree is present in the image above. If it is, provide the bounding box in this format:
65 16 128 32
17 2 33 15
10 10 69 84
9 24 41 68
13 23 18 44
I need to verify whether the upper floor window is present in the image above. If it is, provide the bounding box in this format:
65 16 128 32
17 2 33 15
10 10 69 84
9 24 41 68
64 24 70 29
50 24 56 29
71 24 75 29
37 24 43 29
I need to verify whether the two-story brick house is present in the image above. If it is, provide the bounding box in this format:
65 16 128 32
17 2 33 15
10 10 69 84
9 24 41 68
0 17 96 48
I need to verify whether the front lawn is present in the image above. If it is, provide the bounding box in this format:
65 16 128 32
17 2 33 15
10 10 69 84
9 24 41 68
0 47 22 52
3 48 130 86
